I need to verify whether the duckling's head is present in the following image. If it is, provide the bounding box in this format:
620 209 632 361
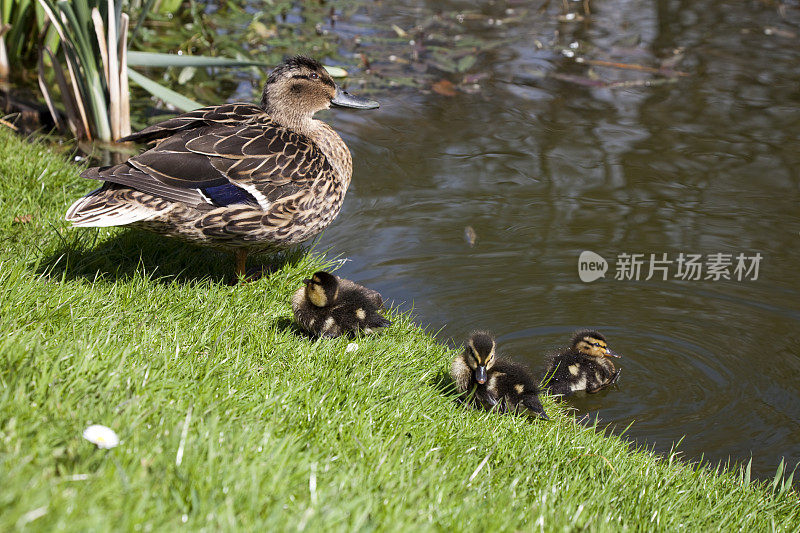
260 56 378 125
303 271 339 308
463 331 497 385
571 330 621 359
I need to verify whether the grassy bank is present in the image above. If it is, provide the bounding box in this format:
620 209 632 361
0 127 797 531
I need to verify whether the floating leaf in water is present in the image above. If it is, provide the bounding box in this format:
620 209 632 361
463 72 489 84
178 66 196 85
432 79 457 96
576 58 689 77
764 26 797 39
457 54 477 72
323 65 348 78
249 20 277 40
557 13 585 22
464 226 477 247
391 24 407 38
660 48 685 69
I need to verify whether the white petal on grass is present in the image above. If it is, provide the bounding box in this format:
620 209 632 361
469 449 494 482
346 343 359 353
83 425 120 449
176 404 193 467
18 506 47 526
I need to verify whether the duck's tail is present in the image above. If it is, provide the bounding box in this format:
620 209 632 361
65 183 160 227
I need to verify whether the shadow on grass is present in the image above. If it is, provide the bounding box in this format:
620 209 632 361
35 227 308 285
432 369 459 398
273 317 317 339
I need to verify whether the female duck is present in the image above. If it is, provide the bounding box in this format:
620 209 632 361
292 271 391 338
451 332 549 420
66 56 379 278
542 330 622 397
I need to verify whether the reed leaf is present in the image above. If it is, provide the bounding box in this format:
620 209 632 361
127 67 202 112
118 12 130 137
107 0 120 139
127 51 266 68
126 51 349 77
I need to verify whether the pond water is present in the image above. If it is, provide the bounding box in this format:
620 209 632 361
305 0 800 481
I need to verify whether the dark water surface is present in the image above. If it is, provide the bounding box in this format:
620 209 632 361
306 0 800 480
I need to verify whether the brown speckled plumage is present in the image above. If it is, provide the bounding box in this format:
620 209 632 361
65 57 377 276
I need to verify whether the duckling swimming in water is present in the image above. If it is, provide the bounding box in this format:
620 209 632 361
542 330 621 397
451 332 549 420
292 271 391 338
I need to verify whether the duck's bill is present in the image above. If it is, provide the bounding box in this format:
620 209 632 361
331 87 380 109
606 349 621 358
474 366 487 384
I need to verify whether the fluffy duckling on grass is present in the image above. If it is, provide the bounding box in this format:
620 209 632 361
451 332 549 420
542 330 621 397
292 271 391 338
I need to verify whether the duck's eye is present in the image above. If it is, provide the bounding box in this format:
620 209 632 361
309 72 320 80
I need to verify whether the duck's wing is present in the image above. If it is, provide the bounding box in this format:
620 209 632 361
118 103 265 144
83 118 330 211
522 394 549 420
81 164 208 207
337 277 384 307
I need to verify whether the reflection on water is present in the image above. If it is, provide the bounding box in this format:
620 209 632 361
312 0 800 480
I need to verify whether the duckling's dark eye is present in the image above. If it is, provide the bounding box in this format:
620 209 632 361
309 72 320 80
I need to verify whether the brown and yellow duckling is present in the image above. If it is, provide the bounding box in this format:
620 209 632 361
542 330 622 397
451 332 549 420
65 56 379 279
292 271 391 338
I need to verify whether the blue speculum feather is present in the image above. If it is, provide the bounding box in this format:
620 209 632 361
202 183 259 207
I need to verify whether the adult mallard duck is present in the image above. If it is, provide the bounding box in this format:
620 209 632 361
65 56 379 278
451 332 549 420
542 330 622 397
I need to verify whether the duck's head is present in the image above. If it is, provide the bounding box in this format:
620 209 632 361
571 330 621 359
463 331 497 385
303 271 339 308
260 56 378 124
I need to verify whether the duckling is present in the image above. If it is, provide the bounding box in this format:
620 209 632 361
542 330 622 397
451 332 549 420
292 271 391 338
65 56 379 279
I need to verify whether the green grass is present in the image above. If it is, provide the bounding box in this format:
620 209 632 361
0 126 798 532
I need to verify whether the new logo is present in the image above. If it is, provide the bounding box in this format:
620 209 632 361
578 251 608 283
